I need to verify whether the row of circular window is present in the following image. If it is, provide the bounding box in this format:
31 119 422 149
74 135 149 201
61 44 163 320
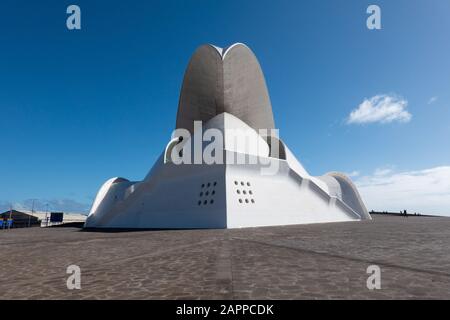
201 182 217 188
199 198 255 205
234 181 251 187
198 199 214 206
238 198 255 204
200 190 215 197
203 181 251 187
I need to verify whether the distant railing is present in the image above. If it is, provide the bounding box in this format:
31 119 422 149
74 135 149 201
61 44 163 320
369 210 435 217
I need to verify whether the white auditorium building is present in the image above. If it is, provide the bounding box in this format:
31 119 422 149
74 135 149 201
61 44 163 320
85 43 371 229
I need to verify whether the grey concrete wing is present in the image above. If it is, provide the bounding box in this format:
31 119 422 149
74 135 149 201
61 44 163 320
176 43 275 134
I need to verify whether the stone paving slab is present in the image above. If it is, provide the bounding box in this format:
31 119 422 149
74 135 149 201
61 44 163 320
1 215 450 299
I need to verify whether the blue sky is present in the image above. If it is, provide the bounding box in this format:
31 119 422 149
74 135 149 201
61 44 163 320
1 0 449 215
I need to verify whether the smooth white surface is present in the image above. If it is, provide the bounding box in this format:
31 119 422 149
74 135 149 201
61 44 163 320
85 113 370 229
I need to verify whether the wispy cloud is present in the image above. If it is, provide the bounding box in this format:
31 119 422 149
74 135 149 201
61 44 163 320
373 166 394 176
355 166 450 216
345 170 360 177
428 96 438 105
347 94 412 124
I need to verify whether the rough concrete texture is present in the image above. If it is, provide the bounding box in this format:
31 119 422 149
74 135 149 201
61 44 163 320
176 43 275 134
1 214 450 299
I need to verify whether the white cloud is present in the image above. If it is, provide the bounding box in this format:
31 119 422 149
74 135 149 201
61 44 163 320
347 94 412 124
373 167 394 176
345 170 360 177
355 166 450 216
428 96 438 105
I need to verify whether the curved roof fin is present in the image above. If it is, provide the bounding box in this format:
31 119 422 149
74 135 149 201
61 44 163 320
176 43 275 134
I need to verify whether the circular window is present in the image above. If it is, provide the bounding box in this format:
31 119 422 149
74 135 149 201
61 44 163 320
241 181 244 186
249 190 253 195
200 192 203 197
203 200 207 205
212 190 215 195
237 190 241 194
201 184 205 188
247 182 251 186
198 200 202 205
214 182 217 186
245 199 249 203
210 199 214 204
207 183 211 187
206 191 209 196
239 199 243 203
251 199 255 203
243 190 247 195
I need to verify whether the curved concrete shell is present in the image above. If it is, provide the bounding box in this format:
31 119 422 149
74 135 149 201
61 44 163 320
85 43 370 229
176 43 275 134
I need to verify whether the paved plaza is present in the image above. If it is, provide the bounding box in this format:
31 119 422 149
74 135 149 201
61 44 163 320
1 214 450 299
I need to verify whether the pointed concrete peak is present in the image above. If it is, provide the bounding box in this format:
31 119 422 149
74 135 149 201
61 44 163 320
206 43 252 60
208 44 223 56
